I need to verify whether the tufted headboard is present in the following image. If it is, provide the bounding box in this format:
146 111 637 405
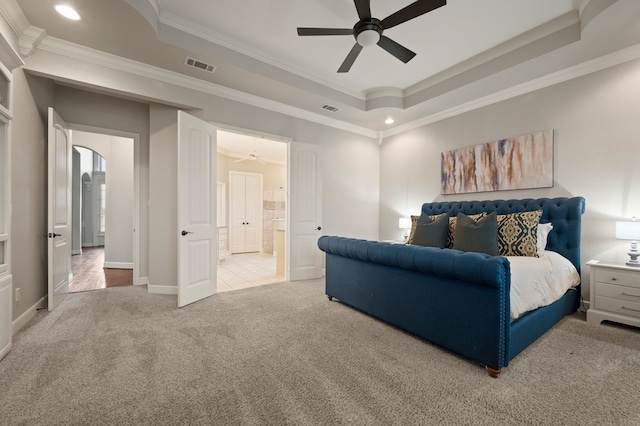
420 197 586 271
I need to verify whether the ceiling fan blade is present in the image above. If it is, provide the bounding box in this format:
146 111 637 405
381 0 446 30
338 43 363 73
297 28 353 36
354 0 371 21
377 36 416 63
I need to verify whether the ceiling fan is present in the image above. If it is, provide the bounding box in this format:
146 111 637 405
297 0 446 73
234 151 266 165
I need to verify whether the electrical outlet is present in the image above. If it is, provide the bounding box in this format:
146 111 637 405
15 287 20 302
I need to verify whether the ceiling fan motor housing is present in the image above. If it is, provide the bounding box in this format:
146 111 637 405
354 19 383 47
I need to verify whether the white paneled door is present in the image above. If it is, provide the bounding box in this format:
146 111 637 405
47 108 72 311
288 142 323 281
177 111 218 308
229 172 262 254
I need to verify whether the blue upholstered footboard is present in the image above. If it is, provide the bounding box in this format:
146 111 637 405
318 197 585 376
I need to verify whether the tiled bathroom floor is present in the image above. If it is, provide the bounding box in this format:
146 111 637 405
217 252 284 293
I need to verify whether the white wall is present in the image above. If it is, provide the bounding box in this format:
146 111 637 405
218 152 286 193
380 57 640 302
72 131 134 267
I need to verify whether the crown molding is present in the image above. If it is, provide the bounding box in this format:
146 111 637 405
35 36 378 139
404 11 580 99
382 42 640 139
0 0 29 39
0 0 27 70
158 10 367 103
0 33 22 71
18 25 46 57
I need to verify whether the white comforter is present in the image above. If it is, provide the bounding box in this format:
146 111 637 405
508 250 581 320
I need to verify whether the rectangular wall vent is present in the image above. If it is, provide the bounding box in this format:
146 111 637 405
321 104 340 113
185 56 216 73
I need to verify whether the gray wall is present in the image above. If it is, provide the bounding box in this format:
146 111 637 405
148 103 178 291
380 57 640 302
10 69 52 320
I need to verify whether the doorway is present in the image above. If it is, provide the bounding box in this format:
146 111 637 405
216 129 287 292
69 130 135 292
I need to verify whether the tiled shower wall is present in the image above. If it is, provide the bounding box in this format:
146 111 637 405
263 189 286 254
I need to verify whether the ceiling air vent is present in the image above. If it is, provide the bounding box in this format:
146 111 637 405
184 56 216 73
321 104 340 113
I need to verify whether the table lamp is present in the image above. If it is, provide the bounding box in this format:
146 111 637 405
616 218 640 266
399 217 412 242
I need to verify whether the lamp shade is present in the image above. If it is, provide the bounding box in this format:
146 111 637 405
399 217 412 230
616 221 640 240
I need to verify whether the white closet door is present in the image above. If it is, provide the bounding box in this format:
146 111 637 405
229 172 262 254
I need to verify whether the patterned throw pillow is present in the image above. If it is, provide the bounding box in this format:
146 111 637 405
407 215 421 245
497 210 543 257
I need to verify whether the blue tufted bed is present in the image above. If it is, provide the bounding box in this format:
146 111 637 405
318 197 585 377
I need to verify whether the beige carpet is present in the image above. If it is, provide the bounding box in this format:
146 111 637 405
1 279 639 425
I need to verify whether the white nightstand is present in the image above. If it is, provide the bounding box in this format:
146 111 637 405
586 260 640 327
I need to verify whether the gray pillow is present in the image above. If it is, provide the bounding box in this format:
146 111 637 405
411 213 449 248
452 211 499 256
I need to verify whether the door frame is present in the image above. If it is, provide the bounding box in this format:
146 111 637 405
66 123 142 286
212 123 292 274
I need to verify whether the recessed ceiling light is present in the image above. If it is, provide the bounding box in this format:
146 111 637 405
385 117 394 125
55 5 81 21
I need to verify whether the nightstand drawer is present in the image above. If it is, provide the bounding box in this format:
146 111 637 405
594 295 640 319
595 282 640 303
594 268 640 288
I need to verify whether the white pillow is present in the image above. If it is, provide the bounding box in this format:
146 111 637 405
537 222 553 254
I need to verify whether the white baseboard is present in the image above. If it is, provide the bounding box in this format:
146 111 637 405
13 296 46 335
104 262 133 269
136 276 149 286
147 285 177 295
71 249 82 255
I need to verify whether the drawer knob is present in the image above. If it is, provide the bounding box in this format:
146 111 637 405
611 277 617 281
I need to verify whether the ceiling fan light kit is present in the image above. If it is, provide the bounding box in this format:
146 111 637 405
297 0 446 73
355 21 382 47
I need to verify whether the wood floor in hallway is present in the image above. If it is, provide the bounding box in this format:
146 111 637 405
70 247 133 292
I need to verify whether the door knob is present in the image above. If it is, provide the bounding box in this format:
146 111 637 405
181 230 193 236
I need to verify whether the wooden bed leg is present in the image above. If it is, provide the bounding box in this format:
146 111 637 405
487 367 501 378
